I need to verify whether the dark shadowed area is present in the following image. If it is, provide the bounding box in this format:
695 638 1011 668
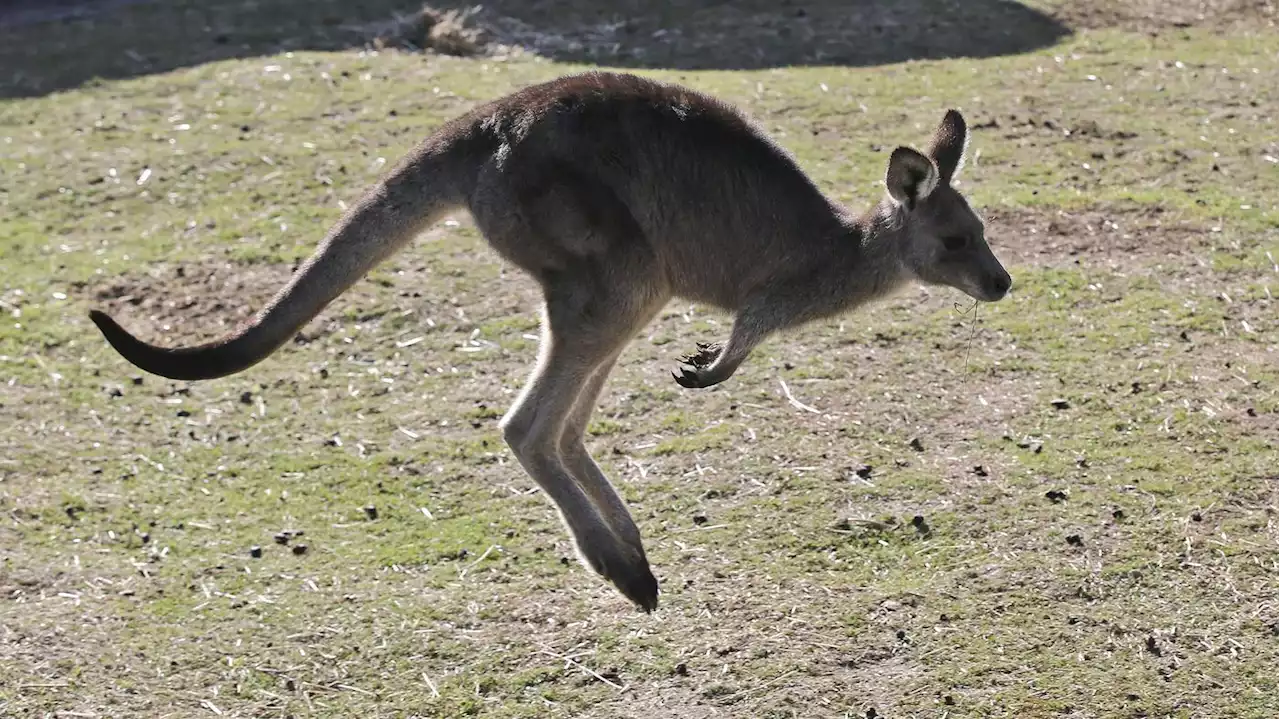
0 0 1076 98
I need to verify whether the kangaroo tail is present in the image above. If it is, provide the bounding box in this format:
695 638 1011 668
90 138 477 381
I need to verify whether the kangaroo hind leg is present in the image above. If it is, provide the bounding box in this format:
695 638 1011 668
559 347 645 553
501 264 666 611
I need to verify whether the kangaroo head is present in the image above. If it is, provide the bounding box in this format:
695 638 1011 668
883 110 1012 303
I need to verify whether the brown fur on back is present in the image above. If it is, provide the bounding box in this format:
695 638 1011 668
455 72 861 311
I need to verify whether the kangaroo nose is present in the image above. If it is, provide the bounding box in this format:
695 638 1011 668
989 273 1012 299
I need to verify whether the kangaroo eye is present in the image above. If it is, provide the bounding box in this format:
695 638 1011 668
942 236 968 251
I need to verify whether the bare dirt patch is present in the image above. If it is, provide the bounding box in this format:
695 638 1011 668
1044 0 1277 32
81 260 298 341
985 205 1211 269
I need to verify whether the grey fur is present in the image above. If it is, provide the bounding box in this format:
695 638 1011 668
89 71 1012 611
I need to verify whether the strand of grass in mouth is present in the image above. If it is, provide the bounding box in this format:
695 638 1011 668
954 300 979 371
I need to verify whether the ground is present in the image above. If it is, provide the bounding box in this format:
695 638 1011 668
0 1 1276 718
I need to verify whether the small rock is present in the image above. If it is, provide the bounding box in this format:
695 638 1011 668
1112 508 1126 520
1051 398 1070 410
894 458 910 467
854 464 874 479
1066 534 1084 547
1075 456 1089 468
692 512 709 526
972 465 989 477
363 505 378 520
273 532 290 545
139 532 150 544
908 437 925 452
674 662 689 676
107 387 124 398
239 391 253 404
1046 489 1068 503
176 409 191 418
249 546 263 558
1191 512 1202 522
1145 636 1162 656
1179 330 1190 342
291 544 308 556
1246 407 1257 417
131 376 144 386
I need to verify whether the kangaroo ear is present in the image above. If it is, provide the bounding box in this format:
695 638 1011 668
885 146 938 209
927 109 968 183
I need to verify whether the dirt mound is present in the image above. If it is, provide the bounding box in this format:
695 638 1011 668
367 5 492 56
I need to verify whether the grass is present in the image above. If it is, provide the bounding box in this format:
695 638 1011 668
0 1 1277 717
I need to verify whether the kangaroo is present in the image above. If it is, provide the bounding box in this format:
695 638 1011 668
89 71 1011 612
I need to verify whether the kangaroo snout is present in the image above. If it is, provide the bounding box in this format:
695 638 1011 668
984 269 1012 301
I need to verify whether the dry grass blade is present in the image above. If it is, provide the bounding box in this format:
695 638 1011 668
954 299 980 371
779 379 820 413
537 648 626 691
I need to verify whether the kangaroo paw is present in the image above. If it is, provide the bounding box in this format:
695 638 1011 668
679 341 723 368
673 342 727 389
574 529 660 612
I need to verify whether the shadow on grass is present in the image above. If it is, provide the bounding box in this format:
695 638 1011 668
0 0 1071 99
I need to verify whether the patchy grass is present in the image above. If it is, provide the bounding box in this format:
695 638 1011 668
0 2 1276 718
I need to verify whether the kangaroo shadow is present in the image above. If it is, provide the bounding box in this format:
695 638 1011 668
0 0 1071 99
449 0 1072 71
